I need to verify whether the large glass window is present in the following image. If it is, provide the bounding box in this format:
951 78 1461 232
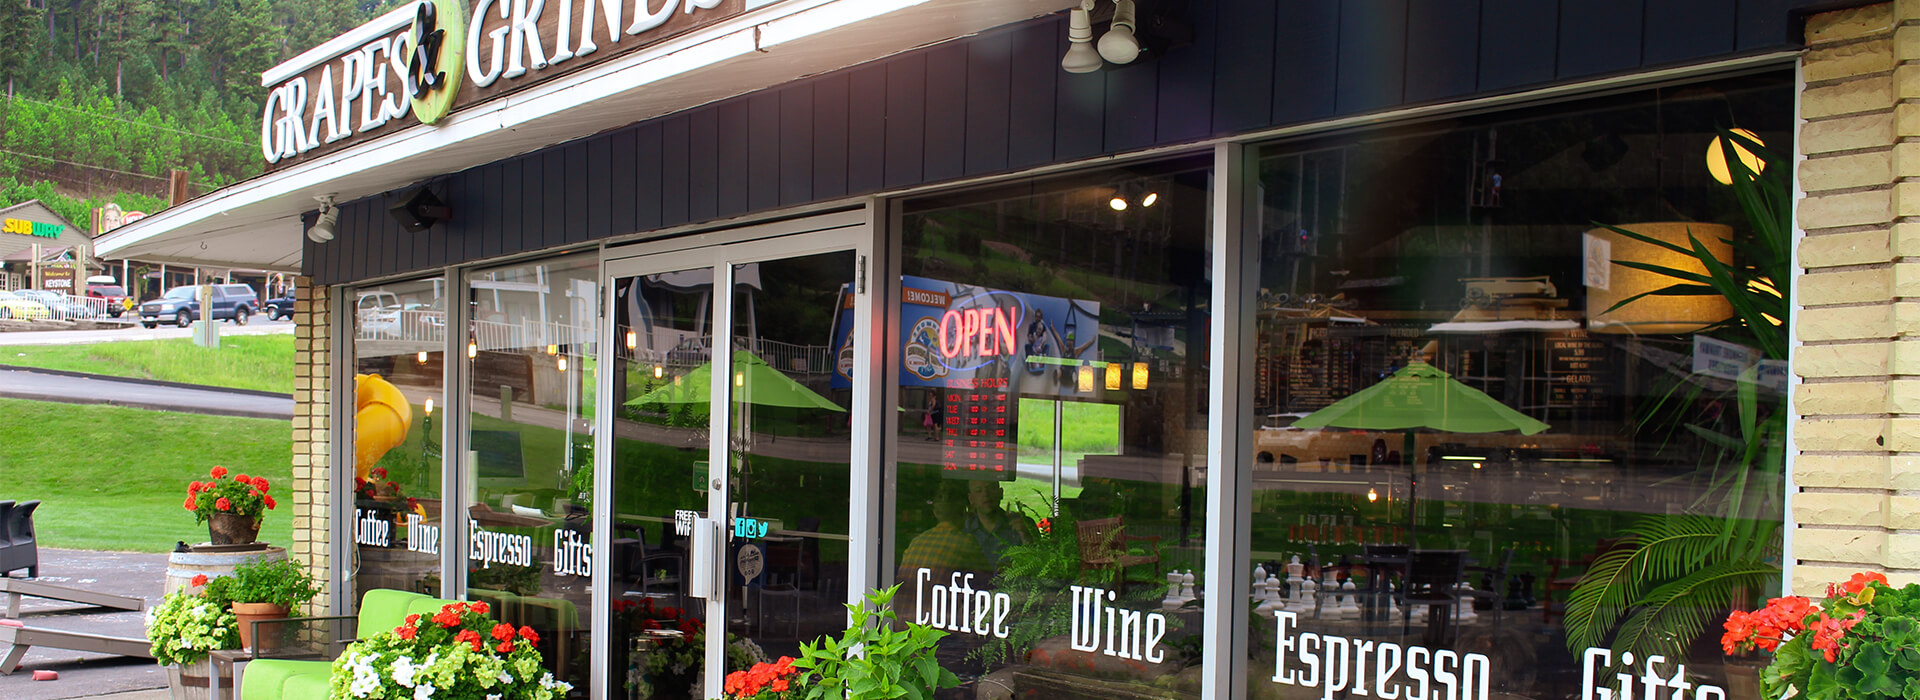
350 276 448 599
465 252 599 694
1242 74 1789 699
893 156 1214 697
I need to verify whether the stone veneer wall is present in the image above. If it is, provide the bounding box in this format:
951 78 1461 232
1795 2 1919 590
291 277 332 615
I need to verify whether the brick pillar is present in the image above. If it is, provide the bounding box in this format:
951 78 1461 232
1795 3 1913 590
292 277 333 615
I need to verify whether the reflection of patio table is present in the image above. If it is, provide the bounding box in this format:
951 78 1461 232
467 504 553 529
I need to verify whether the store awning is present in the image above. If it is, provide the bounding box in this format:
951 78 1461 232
96 0 1071 272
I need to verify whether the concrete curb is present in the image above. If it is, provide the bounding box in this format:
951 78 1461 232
0 365 291 400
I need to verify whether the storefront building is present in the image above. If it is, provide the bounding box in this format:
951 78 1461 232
95 0 1919 698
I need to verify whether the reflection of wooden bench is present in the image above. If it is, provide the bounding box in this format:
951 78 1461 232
0 622 155 674
2 579 145 618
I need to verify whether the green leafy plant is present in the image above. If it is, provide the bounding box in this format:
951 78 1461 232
329 600 571 700
144 589 239 666
1722 572 1920 700
1565 128 1790 668
203 557 319 609
793 585 959 700
183 465 276 523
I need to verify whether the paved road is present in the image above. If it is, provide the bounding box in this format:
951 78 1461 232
0 369 292 420
0 318 294 347
0 550 171 700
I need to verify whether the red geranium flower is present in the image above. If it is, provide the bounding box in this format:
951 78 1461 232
396 625 417 640
772 678 790 693
470 601 489 615
455 628 484 652
518 626 539 644
264 495 278 509
184 497 197 511
492 623 515 642
1840 571 1888 596
253 477 270 492
235 473 250 483
191 574 209 587
210 466 227 479
497 640 515 653
405 614 421 626
433 609 462 628
215 497 232 511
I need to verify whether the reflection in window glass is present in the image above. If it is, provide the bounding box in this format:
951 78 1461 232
465 253 598 694
895 157 1213 697
350 276 448 600
1244 75 1789 699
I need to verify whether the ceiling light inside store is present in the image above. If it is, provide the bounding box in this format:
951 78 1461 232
1109 195 1127 211
625 331 637 350
424 399 434 416
1141 191 1158 207
1706 128 1765 185
1077 361 1095 393
547 344 559 356
1132 362 1148 390
467 340 477 359
1105 361 1122 390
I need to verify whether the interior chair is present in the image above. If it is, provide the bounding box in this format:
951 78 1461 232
621 524 686 611
1543 538 1627 624
1400 550 1467 646
1463 546 1516 627
1077 517 1160 593
241 589 462 700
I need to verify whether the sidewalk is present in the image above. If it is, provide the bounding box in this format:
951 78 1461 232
0 550 171 700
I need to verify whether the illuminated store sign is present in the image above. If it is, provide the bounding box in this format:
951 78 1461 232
260 0 758 166
2 218 62 238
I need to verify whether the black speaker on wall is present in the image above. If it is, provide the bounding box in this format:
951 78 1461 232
389 186 450 232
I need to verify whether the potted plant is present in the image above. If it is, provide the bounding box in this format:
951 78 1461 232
328 600 573 700
1720 571 1920 700
184 466 277 545
145 579 240 699
203 558 319 650
723 656 807 699
792 585 958 700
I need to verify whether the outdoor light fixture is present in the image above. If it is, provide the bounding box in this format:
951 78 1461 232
1077 360 1095 393
388 186 450 232
1105 361 1122 390
1132 361 1149 390
424 398 435 416
653 365 664 379
467 339 477 359
735 371 745 387
1097 0 1140 64
558 356 568 372
1367 487 1378 503
306 194 338 243
547 344 559 356
625 331 637 350
1062 4 1101 73
417 351 428 364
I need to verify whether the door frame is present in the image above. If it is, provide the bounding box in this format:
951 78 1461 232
592 206 882 698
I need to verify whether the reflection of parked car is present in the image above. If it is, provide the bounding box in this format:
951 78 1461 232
19 290 97 319
84 276 131 317
357 291 402 337
262 293 296 321
138 284 259 328
0 290 50 320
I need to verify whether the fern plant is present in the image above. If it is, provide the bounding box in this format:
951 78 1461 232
1564 129 1790 670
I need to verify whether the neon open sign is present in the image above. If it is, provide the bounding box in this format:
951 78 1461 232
936 292 1024 371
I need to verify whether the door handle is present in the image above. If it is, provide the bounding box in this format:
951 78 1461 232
688 517 722 600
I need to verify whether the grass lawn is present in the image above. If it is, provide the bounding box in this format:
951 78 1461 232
0 334 294 394
0 398 293 552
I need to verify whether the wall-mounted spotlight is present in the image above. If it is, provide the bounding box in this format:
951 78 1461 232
1108 182 1160 211
1097 0 1139 64
307 194 339 243
1062 0 1190 74
1062 3 1101 73
388 186 450 232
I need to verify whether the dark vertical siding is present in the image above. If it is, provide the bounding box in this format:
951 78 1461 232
1404 0 1479 104
1271 0 1339 126
1558 0 1647 79
748 93 782 213
923 44 969 183
314 0 1816 284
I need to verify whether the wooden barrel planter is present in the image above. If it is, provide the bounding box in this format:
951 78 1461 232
163 546 287 597
166 658 233 700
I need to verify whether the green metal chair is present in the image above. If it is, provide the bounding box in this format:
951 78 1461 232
240 589 461 700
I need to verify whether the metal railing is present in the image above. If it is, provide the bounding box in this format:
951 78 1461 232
5 292 120 321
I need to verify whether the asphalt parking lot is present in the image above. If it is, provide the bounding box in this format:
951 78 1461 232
0 549 172 699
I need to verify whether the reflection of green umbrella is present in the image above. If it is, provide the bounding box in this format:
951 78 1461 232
1293 361 1546 544
626 350 845 412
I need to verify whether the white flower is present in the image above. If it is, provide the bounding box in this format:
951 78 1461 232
390 655 418 688
487 695 502 700
497 671 513 685
413 682 436 700
539 672 556 688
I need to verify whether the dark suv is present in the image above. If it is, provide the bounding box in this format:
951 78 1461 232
139 284 259 328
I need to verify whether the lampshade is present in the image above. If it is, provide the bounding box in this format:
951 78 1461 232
1077 361 1095 393
1585 222 1734 334
1105 361 1122 390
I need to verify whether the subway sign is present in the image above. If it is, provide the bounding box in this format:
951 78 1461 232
260 0 763 167
3 218 63 239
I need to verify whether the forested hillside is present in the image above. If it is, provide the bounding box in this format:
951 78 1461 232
0 0 400 226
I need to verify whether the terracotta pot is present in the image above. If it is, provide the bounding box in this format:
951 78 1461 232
230 602 289 650
207 513 261 545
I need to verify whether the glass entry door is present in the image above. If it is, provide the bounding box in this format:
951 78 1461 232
601 225 866 699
